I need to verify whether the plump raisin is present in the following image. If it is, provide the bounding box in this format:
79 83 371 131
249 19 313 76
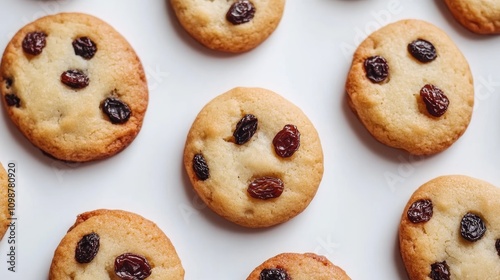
226 0 256 25
248 177 284 200
5 94 21 108
408 39 437 63
233 114 258 145
5 78 13 89
115 253 152 280
407 199 433 223
61 69 89 89
429 261 450 280
496 239 500 256
420 84 449 117
72 37 97 59
364 55 389 83
260 267 290 280
75 232 100 264
193 153 209 181
460 212 486 242
101 97 131 124
273 124 300 158
22 31 47 55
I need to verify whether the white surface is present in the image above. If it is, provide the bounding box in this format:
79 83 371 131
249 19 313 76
0 0 499 279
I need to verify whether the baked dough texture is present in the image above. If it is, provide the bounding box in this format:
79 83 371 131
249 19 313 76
0 13 148 162
183 87 324 228
346 19 474 155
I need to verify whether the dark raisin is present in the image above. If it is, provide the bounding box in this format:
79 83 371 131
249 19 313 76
364 55 389 83
22 31 47 55
408 39 437 63
496 239 500 256
5 78 13 89
233 114 258 145
420 84 449 117
273 124 300 158
101 97 131 124
75 232 100 264
61 69 89 89
5 94 21 108
226 0 256 25
460 212 486 242
260 267 290 280
72 37 97 59
193 153 209 181
407 199 433 223
115 253 152 280
248 177 284 200
429 261 450 280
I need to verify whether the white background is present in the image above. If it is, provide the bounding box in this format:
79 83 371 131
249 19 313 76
0 0 500 279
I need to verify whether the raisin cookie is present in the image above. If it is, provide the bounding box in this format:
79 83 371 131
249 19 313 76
183 87 323 228
170 0 285 53
0 163 11 240
246 252 351 280
443 0 500 34
399 175 500 279
345 19 474 155
49 209 184 279
1 13 148 162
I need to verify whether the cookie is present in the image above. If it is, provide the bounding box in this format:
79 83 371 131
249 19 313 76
0 163 11 240
183 87 323 228
170 0 285 53
345 19 474 155
399 175 500 279
1 13 148 162
246 252 351 280
443 0 500 34
49 209 184 279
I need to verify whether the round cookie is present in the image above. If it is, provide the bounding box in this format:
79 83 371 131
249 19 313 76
49 209 184 280
345 19 474 155
246 252 351 280
399 175 500 279
170 0 285 53
183 87 324 228
443 0 500 34
1 13 148 162
0 163 11 240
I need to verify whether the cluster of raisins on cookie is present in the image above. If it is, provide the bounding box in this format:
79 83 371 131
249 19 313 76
363 38 449 117
3 31 132 124
192 114 301 200
407 199 498 280
75 232 152 279
260 267 290 280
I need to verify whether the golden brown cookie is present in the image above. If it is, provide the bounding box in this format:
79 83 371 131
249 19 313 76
183 87 324 228
49 209 184 279
0 163 10 240
246 252 351 280
1 13 148 162
443 0 500 34
346 19 474 155
170 0 285 52
399 175 500 279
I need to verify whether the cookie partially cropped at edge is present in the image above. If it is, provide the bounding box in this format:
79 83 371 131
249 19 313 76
49 209 184 280
1 13 148 162
346 19 474 155
183 87 324 228
246 252 351 280
170 0 285 53
443 0 500 34
399 175 500 279
0 163 11 240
